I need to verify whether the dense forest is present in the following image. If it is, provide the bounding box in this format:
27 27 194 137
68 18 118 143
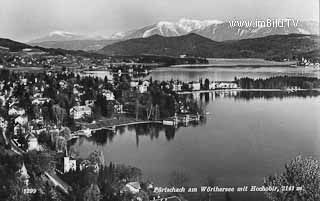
235 76 320 89
100 33 320 61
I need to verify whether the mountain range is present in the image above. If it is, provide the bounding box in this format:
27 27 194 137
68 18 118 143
29 18 319 51
2 31 319 60
111 18 319 41
29 31 119 51
29 30 106 43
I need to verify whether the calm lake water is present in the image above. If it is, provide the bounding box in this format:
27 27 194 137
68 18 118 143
147 66 320 82
72 67 320 201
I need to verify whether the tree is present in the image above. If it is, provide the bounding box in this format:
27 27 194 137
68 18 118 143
52 104 66 127
24 151 56 176
83 184 101 201
264 155 320 201
35 181 63 201
60 127 71 139
8 178 30 201
204 79 210 90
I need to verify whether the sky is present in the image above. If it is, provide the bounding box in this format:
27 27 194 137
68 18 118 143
0 0 319 42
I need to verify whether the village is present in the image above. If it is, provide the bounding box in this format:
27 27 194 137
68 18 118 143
3 44 320 201
0 51 239 201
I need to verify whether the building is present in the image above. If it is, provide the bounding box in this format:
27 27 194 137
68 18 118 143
172 82 182 91
130 80 139 88
8 107 25 116
79 159 100 173
27 134 41 152
55 136 67 153
102 89 115 100
70 106 92 119
0 95 5 107
85 100 95 107
14 124 26 136
0 46 9 53
215 82 238 89
107 100 124 114
15 115 28 126
209 81 216 90
0 117 7 128
64 157 77 173
114 101 124 113
188 82 201 91
138 80 150 93
32 97 51 105
122 182 141 194
59 80 68 89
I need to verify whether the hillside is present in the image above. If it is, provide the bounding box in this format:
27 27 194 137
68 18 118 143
99 33 320 59
30 39 119 51
99 33 220 56
0 38 107 59
0 38 31 52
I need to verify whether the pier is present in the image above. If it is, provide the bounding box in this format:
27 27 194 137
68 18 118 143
71 115 203 139
71 120 163 139
163 113 202 126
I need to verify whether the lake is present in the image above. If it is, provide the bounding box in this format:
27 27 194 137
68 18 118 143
72 67 320 201
70 90 320 201
147 66 320 82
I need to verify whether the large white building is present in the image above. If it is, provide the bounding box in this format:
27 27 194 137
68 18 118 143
102 89 115 100
70 106 92 119
172 82 183 91
8 107 25 116
64 157 77 173
188 82 201 91
215 82 238 89
27 134 41 152
209 82 216 90
138 81 150 93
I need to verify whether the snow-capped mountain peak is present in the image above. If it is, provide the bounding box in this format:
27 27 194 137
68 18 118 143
177 18 223 31
29 31 105 43
110 18 319 41
48 30 77 37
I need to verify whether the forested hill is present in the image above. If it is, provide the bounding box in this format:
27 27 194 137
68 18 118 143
99 33 320 60
0 38 31 52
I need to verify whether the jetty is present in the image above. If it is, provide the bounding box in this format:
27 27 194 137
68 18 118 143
71 114 204 138
163 113 202 126
72 119 163 138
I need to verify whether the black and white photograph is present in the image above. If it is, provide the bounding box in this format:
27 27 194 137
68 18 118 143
0 0 319 201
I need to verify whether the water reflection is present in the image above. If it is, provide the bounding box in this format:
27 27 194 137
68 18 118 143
81 91 320 148
195 90 320 102
148 67 320 82
90 124 178 147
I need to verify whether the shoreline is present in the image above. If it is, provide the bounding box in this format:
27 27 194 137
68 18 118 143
176 88 320 94
169 58 297 68
168 63 297 68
